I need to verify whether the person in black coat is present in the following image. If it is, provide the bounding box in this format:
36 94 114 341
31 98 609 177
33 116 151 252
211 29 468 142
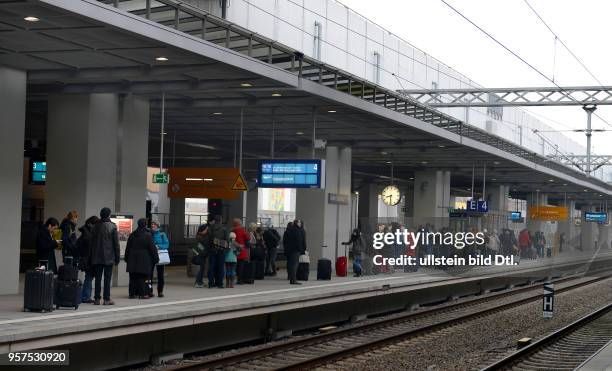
77 216 100 304
60 210 79 264
124 218 159 299
90 207 121 305
285 219 307 285
36 218 60 273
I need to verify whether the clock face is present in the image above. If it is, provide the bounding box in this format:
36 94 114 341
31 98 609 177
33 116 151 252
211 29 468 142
381 185 401 206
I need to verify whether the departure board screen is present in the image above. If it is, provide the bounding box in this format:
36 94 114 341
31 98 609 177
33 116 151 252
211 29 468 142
31 161 46 184
258 160 325 188
585 212 607 223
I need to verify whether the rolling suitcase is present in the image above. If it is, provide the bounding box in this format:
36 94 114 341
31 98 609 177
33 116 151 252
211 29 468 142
24 261 55 312
316 258 332 280
336 256 347 277
58 256 78 281
55 280 82 310
297 262 309 281
254 260 265 280
241 261 255 284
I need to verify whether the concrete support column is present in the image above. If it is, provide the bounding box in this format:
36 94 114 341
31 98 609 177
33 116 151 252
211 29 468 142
169 198 185 244
296 146 351 263
412 170 451 229
46 94 119 221
526 192 549 233
557 200 576 246
486 185 509 213
357 183 379 231
598 222 611 250
581 205 597 250
0 66 26 295
246 187 258 225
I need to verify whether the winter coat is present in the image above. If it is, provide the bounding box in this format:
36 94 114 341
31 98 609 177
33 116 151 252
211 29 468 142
77 224 95 272
263 228 280 249
60 219 78 259
152 230 169 251
285 226 307 254
90 218 121 266
124 228 159 275
36 225 58 273
208 223 229 251
232 226 250 261
518 230 531 249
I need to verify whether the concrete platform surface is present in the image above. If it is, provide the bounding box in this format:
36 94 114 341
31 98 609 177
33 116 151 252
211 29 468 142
0 251 610 354
577 340 612 371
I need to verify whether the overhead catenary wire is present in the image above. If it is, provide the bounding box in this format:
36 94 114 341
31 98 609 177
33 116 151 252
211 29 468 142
439 0 612 129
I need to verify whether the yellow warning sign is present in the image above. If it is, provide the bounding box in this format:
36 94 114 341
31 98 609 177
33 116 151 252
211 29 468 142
231 174 248 191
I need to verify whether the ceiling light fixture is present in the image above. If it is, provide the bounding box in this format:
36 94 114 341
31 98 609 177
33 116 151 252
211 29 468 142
420 161 428 164
24 16 40 22
186 178 203 182
271 93 282 97
240 83 252 87
548 179 554 182
327 110 336 113
493 161 500 165
296 131 304 135
212 112 222 115
437 144 446 148
155 56 169 61
381 151 388 155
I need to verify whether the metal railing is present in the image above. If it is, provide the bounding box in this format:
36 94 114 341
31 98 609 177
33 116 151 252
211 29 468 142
97 0 611 190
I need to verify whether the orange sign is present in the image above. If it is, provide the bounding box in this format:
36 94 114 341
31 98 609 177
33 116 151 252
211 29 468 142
167 168 244 199
529 206 569 221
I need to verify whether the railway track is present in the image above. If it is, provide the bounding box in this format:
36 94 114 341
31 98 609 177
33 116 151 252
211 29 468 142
165 273 612 371
481 303 612 371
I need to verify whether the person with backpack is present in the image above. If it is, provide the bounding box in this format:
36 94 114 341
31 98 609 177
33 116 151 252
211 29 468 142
125 218 159 299
342 228 365 277
77 216 99 304
207 215 228 288
263 225 281 276
150 220 169 297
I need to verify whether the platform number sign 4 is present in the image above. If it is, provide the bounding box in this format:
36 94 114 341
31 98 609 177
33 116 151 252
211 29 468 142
543 282 554 318
467 200 488 213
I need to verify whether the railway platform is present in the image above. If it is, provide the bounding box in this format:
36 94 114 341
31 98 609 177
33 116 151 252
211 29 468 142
577 340 612 371
1 251 610 370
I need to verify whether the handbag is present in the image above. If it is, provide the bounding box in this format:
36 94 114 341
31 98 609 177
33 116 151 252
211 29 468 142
157 249 170 265
299 251 310 264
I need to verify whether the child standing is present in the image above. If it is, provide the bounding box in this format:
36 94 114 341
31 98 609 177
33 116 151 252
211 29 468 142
225 232 240 288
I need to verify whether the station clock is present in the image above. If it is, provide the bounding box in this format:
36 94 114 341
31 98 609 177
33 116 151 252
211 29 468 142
381 185 401 206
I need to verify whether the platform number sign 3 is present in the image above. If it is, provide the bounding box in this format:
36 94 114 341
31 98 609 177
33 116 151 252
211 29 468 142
543 282 554 318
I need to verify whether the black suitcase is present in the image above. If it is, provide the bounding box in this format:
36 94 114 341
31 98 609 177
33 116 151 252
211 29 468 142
241 261 255 284
254 260 265 280
317 259 332 280
24 267 55 312
55 280 82 310
297 262 309 281
58 257 78 281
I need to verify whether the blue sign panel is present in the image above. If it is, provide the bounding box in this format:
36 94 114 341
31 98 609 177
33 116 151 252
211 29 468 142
509 211 522 221
467 200 488 213
585 212 607 223
30 161 46 185
258 159 325 188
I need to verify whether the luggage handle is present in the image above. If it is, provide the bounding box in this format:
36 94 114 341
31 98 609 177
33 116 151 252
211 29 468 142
38 260 49 271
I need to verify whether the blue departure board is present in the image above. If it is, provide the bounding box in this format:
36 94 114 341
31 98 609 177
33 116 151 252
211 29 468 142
258 160 325 188
31 161 46 184
585 212 607 223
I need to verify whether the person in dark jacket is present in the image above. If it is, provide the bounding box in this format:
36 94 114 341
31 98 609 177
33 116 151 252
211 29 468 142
263 225 281 276
207 215 228 288
283 222 293 281
285 219 307 285
90 207 120 305
77 216 100 304
60 210 79 265
125 218 159 299
36 218 60 273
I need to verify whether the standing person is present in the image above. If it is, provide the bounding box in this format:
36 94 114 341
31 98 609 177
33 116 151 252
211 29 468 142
125 218 159 299
263 225 281 276
225 232 241 288
342 228 365 277
518 228 531 259
36 218 60 273
286 219 306 285
232 219 250 284
150 220 169 297
283 222 293 281
90 207 120 306
194 221 209 288
60 210 79 264
207 215 228 288
77 216 99 304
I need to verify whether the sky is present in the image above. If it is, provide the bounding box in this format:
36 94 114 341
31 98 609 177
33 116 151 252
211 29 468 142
341 0 612 155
